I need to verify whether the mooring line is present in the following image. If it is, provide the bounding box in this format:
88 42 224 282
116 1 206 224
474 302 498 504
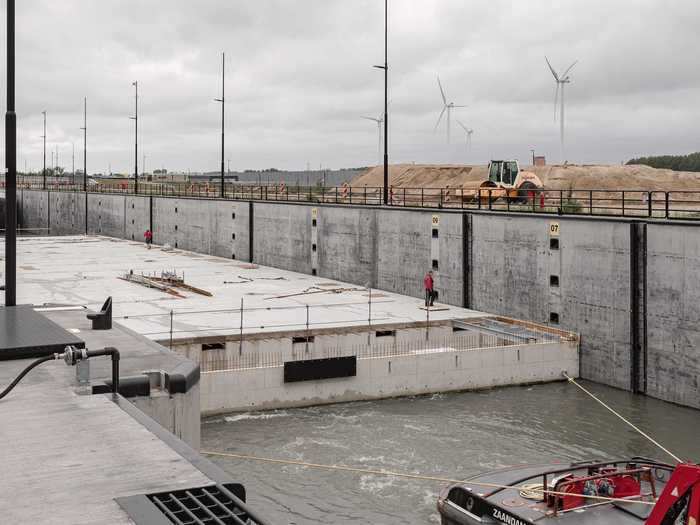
562 372 683 464
200 450 654 505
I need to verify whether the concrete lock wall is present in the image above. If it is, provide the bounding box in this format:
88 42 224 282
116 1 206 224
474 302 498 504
645 223 700 408
14 189 700 409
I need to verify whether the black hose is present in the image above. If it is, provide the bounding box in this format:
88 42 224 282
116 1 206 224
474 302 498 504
0 354 56 400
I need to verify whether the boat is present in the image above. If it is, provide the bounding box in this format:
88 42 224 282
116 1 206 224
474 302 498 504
436 456 700 523
438 376 699 524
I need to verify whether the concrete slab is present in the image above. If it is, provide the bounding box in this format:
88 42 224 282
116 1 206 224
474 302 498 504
0 371 211 524
0 235 486 343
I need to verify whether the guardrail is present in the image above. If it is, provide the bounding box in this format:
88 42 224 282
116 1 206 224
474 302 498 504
3 175 700 220
201 330 563 373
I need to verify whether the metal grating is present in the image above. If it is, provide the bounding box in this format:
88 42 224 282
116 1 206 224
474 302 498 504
147 484 261 525
118 483 267 525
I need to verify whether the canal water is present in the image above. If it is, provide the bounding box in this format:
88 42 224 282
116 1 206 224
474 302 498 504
202 381 700 524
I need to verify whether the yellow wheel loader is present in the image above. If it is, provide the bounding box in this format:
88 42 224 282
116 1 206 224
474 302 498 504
464 160 543 204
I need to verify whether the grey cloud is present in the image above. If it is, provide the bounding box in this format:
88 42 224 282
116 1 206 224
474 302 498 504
2 0 699 174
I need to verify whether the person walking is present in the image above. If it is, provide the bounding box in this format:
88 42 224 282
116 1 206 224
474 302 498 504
424 270 435 307
144 228 153 249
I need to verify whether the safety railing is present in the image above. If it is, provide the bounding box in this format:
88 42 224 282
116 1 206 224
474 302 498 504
3 175 700 220
201 329 563 373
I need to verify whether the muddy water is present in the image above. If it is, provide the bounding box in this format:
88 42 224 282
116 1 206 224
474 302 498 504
202 381 700 524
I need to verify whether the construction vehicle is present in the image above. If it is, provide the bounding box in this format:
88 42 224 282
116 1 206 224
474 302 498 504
464 160 543 204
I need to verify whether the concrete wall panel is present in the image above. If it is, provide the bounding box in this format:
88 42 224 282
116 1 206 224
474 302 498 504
376 209 432 299
646 224 700 409
317 207 375 286
125 196 151 242
253 203 311 272
470 215 632 390
19 189 49 233
49 191 86 235
87 193 125 237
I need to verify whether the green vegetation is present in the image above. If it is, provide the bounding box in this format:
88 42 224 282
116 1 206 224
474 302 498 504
627 152 700 172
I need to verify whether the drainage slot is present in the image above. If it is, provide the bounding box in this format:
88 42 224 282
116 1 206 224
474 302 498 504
549 312 560 324
432 259 439 271
202 342 225 351
432 228 439 238
550 275 560 287
550 238 559 250
292 336 314 344
375 330 396 338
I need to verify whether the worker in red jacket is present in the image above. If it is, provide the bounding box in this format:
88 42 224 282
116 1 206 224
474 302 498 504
424 270 435 307
144 228 153 249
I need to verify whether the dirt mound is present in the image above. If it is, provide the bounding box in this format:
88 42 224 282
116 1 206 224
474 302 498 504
350 163 700 191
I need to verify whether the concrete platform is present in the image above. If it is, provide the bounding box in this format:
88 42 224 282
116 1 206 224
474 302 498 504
0 235 485 342
0 355 260 524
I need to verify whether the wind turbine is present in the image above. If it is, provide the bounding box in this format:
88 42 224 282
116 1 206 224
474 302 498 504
457 121 474 150
545 56 577 162
362 114 383 165
434 76 467 144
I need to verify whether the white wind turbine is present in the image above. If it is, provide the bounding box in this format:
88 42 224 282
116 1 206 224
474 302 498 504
434 76 467 144
361 113 383 164
545 56 578 162
457 121 474 150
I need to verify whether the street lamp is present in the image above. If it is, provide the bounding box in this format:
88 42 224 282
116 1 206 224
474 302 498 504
530 149 535 166
373 0 389 205
214 51 225 198
130 81 138 194
41 110 46 189
80 97 86 191
5 0 17 306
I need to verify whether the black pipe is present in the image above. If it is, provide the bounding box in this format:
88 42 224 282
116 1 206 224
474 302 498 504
4 0 16 306
0 354 56 400
86 347 120 394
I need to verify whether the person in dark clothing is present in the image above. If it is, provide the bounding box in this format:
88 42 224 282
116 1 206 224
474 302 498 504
424 270 435 307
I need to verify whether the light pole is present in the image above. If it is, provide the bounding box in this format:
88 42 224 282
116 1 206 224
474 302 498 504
80 97 86 191
72 142 75 185
214 51 225 198
130 81 138 194
373 0 389 205
530 149 535 166
5 0 17 306
41 110 46 189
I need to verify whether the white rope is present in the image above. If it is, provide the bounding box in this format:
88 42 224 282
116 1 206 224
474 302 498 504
562 372 683 464
201 450 655 505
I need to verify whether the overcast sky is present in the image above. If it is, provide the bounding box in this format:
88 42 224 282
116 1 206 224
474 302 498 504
1 0 699 174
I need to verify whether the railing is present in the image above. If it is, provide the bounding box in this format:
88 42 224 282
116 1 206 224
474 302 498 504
3 175 700 220
201 330 562 373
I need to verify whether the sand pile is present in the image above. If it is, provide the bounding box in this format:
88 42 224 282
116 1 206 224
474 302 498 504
351 163 700 191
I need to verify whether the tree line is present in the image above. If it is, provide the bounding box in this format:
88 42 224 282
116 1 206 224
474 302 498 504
627 152 700 172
